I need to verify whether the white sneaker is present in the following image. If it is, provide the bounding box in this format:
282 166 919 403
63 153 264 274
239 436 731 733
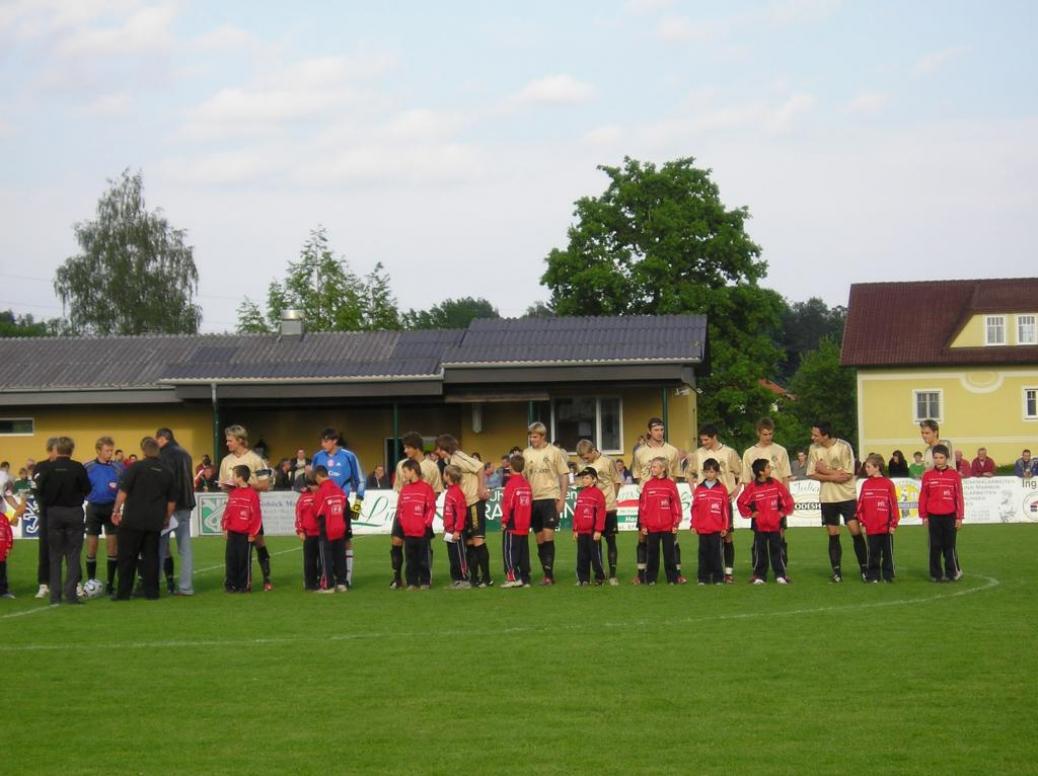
335 584 348 592
752 578 766 585
952 570 964 581
608 577 620 587
776 577 789 585
500 580 519 589
35 584 49 599
76 583 85 599
315 587 335 594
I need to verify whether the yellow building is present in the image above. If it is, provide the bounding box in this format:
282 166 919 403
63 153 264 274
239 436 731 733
0 315 705 476
842 279 1038 469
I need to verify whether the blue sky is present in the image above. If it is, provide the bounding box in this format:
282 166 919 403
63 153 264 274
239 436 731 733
1 0 1035 332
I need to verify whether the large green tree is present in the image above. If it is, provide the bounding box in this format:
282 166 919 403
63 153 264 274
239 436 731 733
777 297 846 382
55 169 201 335
402 297 500 330
236 227 399 333
786 337 857 449
541 156 784 448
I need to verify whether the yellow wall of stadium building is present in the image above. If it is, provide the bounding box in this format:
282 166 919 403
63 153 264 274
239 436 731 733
950 313 1038 348
857 367 1038 466
0 386 697 475
0 405 213 470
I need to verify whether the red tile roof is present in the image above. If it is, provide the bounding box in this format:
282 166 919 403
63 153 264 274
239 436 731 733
841 278 1038 367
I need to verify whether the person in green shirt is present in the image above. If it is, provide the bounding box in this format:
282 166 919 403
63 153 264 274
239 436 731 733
908 451 925 479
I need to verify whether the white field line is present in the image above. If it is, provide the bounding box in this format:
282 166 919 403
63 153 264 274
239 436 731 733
0 574 1001 652
0 546 303 621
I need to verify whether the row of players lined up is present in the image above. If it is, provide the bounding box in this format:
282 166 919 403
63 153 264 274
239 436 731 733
1 414 965 603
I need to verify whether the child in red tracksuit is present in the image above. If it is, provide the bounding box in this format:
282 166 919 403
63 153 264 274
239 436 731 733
313 466 349 592
294 477 320 590
918 444 964 582
638 457 683 585
1 490 27 599
442 465 471 589
572 467 607 585
737 459 794 584
222 465 263 593
690 458 731 585
501 454 533 588
856 454 900 583
395 459 437 589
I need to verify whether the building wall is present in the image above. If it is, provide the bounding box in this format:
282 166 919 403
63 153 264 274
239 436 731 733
857 366 1038 466
950 313 1038 347
0 404 213 470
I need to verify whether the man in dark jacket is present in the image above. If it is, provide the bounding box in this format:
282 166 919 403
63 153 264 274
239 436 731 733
155 428 197 595
112 438 175 601
35 436 91 605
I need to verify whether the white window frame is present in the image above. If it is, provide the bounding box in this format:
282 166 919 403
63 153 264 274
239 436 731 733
984 315 1006 346
0 417 34 436
1024 387 1038 421
912 389 943 423
1017 314 1037 346
549 396 624 455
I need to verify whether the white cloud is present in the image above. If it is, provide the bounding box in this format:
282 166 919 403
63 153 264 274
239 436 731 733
54 3 176 57
387 109 464 141
637 92 816 142
508 74 595 107
583 125 624 145
624 0 675 14
189 24 262 52
765 92 815 132
81 91 131 116
913 46 970 77
845 91 889 116
765 0 842 24
657 15 719 42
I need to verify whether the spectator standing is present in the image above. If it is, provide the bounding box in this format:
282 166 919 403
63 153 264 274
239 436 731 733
1016 449 1037 479
290 449 309 482
970 448 996 478
35 437 91 605
194 464 220 492
887 450 910 477
155 428 197 596
273 459 294 491
484 461 503 489
953 450 971 478
366 464 390 489
615 460 634 485
790 450 809 480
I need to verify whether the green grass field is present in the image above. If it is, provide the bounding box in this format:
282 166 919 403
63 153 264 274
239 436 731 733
3 524 1036 775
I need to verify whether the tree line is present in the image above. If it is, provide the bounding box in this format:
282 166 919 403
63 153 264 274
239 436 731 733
5 161 854 451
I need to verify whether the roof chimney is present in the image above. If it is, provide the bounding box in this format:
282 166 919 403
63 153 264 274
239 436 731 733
280 309 304 337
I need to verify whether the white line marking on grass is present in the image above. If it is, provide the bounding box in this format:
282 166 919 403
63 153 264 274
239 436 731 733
0 574 1001 652
192 545 301 576
0 605 56 621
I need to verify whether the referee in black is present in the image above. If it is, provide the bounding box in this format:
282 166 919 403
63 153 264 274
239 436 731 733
111 437 175 601
34 436 90 605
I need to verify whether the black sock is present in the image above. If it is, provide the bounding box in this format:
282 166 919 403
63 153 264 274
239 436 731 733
723 541 734 573
390 546 403 581
782 538 789 567
543 540 555 579
674 540 682 571
536 542 548 575
86 556 97 580
478 544 491 583
828 534 842 573
852 533 868 572
106 559 117 589
467 546 479 583
636 542 647 581
163 556 174 579
257 545 271 582
605 534 618 577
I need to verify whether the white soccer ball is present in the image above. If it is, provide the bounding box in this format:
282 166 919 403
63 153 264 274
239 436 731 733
82 579 105 599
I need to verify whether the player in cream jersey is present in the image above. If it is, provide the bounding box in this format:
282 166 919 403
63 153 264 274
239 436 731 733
630 417 684 583
576 439 621 585
687 424 743 583
807 421 867 583
741 417 792 570
218 425 273 590
523 423 569 585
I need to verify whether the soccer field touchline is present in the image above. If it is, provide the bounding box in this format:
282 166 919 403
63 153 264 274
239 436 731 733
191 544 302 575
0 573 1000 653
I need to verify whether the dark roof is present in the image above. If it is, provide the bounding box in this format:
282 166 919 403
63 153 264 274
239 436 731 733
443 315 707 366
0 315 707 392
842 278 1038 367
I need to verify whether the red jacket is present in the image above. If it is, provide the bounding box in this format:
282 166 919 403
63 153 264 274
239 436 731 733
639 477 682 532
397 481 437 538
294 490 318 537
691 482 732 534
572 486 606 534
501 476 533 535
314 479 348 541
442 484 468 535
0 515 13 562
918 466 964 520
856 476 900 534
222 486 262 537
736 478 793 532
